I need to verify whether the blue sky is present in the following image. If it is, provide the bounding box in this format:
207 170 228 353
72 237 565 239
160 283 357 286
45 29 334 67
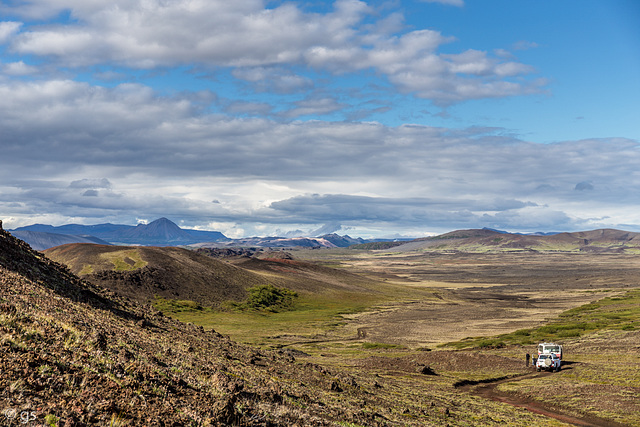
0 0 639 238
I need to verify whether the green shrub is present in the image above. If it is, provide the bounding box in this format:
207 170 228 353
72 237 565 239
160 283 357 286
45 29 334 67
476 339 506 349
557 329 582 338
44 414 59 427
233 284 298 312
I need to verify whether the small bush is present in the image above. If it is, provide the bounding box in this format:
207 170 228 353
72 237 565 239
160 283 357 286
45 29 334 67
44 414 59 427
233 284 297 312
476 339 506 349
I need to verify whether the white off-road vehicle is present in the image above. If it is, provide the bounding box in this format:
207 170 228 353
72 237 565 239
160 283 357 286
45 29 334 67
536 353 562 372
538 342 563 361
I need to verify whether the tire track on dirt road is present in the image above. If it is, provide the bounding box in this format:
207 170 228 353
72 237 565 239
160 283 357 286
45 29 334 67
456 368 630 427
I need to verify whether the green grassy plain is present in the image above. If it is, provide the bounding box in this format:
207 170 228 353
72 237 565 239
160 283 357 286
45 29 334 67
443 289 640 350
154 290 384 348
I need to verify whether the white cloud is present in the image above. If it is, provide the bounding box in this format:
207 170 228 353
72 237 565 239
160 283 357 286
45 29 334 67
231 67 314 94
0 21 22 43
282 97 345 118
2 61 38 76
10 0 368 68
0 2 636 237
386 49 541 104
5 0 542 105
420 0 464 6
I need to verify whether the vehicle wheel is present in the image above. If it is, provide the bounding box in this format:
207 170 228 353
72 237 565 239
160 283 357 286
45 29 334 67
536 367 540 372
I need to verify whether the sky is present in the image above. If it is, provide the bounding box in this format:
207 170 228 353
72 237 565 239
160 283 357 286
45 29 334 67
0 0 639 238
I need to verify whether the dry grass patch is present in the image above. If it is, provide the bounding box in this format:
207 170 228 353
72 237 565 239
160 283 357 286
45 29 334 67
99 249 147 272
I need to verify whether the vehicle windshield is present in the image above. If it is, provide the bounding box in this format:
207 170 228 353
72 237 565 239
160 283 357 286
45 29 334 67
539 344 560 352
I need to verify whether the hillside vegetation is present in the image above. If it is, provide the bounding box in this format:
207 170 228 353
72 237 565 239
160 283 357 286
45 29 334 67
45 243 414 311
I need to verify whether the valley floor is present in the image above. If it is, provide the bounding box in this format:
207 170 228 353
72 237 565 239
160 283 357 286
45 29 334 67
163 251 640 426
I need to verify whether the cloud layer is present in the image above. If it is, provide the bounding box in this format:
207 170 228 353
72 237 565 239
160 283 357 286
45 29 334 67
0 1 638 236
1 78 639 235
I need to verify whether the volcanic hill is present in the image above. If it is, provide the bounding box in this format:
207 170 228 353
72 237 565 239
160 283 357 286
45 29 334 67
43 244 270 308
197 248 384 295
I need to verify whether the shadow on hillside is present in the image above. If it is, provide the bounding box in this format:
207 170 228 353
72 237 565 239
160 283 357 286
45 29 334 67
0 228 152 325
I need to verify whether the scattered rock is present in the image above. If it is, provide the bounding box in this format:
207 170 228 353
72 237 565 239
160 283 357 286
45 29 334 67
90 330 108 351
419 365 437 376
330 381 343 392
0 302 16 315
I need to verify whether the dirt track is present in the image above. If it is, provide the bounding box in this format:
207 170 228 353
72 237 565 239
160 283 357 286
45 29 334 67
458 369 630 427
353 349 634 426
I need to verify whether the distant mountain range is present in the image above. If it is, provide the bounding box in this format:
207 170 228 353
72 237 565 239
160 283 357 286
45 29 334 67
376 228 640 254
7 219 640 253
10 218 228 249
191 233 371 249
9 218 392 250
